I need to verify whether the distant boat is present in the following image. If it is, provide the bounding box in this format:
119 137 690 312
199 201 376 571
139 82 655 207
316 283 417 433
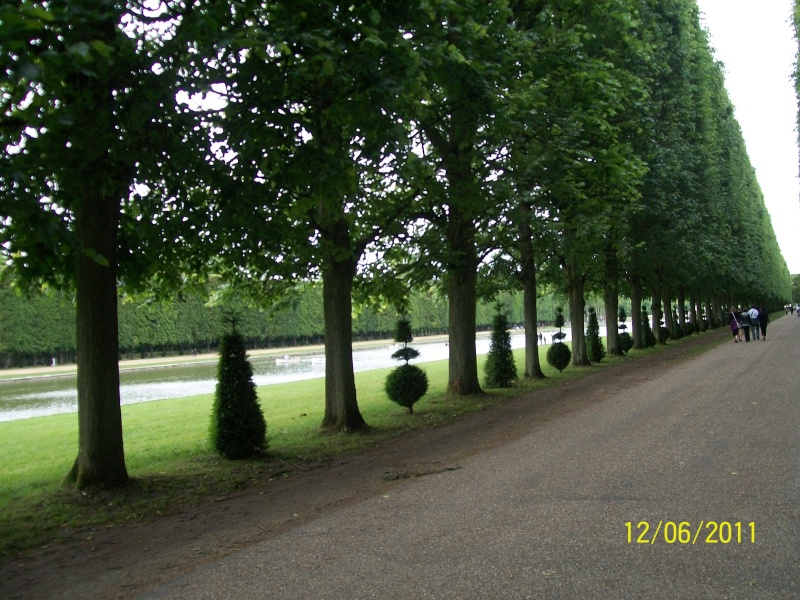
275 355 303 365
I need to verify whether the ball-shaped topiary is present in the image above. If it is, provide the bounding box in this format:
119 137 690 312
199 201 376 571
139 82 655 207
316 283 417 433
385 363 429 414
546 342 571 373
618 331 634 354
210 331 267 459
385 317 428 413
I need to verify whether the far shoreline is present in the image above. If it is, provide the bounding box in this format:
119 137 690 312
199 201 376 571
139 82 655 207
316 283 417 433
0 328 574 383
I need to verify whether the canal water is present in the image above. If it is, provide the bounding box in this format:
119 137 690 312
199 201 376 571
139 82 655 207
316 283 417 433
0 327 605 421
0 328 582 422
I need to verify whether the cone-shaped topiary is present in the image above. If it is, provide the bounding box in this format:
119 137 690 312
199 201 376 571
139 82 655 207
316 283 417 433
586 307 605 363
210 329 267 459
385 317 428 413
641 305 656 348
484 304 517 388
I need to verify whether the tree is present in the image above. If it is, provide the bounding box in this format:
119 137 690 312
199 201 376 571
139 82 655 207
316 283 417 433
210 325 267 459
182 1 425 431
398 0 516 396
484 305 517 388
509 0 646 368
1 1 213 486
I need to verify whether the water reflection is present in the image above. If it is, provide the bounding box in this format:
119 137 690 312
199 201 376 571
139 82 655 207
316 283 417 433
0 329 579 422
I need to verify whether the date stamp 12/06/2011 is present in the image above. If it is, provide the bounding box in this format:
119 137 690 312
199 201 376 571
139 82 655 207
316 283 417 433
625 521 756 545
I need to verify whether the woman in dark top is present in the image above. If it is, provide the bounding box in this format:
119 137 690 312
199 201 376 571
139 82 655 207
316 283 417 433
758 308 770 340
729 310 741 343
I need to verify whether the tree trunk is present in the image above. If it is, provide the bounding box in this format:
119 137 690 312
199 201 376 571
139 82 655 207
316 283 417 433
651 278 665 344
566 268 590 367
712 295 722 327
663 290 674 339
630 276 643 349
320 242 367 431
518 208 544 379
688 292 696 328
677 287 687 330
447 256 483 394
65 192 128 489
604 281 620 356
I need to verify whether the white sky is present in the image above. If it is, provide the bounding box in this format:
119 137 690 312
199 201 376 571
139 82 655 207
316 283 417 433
696 0 800 274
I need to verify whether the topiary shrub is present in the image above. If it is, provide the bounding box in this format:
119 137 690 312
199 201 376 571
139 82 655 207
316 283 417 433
546 306 571 372
547 342 571 373
641 305 656 348
385 317 428 413
586 306 605 363
618 332 634 354
484 304 517 388
210 328 267 459
385 364 429 413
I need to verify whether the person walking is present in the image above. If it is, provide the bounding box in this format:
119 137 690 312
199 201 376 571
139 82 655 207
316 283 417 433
758 307 770 340
739 307 751 342
748 305 760 340
729 309 741 343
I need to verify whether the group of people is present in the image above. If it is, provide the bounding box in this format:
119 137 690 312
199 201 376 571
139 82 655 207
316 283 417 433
728 305 769 343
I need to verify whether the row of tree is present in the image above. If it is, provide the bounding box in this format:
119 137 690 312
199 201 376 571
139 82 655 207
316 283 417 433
1 1 791 487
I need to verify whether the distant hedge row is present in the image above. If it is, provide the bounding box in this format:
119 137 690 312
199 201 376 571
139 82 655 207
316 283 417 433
0 283 569 367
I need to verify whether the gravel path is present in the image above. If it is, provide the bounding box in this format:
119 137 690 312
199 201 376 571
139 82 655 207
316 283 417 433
138 317 800 599
3 317 798 599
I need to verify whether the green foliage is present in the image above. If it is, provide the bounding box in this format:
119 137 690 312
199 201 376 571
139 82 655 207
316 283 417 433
384 364 429 414
554 306 566 330
586 307 605 363
546 342 571 373
210 332 267 459
385 317 428 412
552 306 567 343
641 305 656 348
618 332 634 354
483 306 516 388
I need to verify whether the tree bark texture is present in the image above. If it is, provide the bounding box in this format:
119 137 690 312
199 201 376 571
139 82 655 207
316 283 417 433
517 210 544 379
320 243 367 431
566 268 590 367
630 276 643 349
604 281 620 356
677 287 687 329
651 278 665 344
445 210 482 395
663 290 674 339
65 192 128 489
